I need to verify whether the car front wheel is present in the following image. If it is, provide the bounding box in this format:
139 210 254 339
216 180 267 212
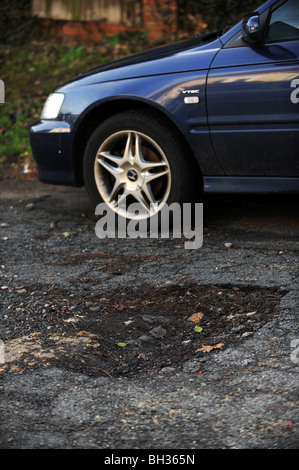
83 110 199 220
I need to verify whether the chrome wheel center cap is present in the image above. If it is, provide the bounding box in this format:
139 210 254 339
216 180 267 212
127 168 138 182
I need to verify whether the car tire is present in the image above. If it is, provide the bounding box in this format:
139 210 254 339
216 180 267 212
83 110 200 221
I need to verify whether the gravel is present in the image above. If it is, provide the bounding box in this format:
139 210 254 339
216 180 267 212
0 172 298 449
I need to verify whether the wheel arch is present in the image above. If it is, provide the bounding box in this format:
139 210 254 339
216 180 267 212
72 97 202 188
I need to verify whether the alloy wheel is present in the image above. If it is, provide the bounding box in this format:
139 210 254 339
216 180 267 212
94 130 171 219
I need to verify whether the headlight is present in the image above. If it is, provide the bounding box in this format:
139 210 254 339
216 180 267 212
41 93 65 119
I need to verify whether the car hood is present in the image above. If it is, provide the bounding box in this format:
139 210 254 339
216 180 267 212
58 33 223 90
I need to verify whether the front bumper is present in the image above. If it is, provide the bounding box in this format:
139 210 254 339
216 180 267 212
29 120 79 186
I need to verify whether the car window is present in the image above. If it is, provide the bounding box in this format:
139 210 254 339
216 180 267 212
267 0 299 41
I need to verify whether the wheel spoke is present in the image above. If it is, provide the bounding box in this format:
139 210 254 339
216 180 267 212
113 189 129 209
133 189 152 214
143 168 169 183
146 160 168 169
123 132 135 165
142 182 158 207
108 181 124 203
98 151 122 165
98 158 123 177
134 133 145 166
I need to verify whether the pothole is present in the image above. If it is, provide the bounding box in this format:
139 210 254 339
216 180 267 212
0 283 285 377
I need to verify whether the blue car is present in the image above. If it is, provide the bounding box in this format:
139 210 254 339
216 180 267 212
30 0 299 220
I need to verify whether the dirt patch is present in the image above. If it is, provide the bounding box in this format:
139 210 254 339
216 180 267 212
0 283 284 377
0 161 37 181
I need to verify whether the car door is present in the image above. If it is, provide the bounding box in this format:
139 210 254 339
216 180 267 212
207 0 299 177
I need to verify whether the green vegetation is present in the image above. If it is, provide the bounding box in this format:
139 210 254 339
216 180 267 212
0 104 31 163
0 31 149 165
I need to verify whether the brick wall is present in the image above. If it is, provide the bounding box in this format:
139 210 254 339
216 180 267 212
32 0 181 42
142 0 178 40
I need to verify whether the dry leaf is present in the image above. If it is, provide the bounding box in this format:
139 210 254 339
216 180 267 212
188 312 203 323
196 343 224 353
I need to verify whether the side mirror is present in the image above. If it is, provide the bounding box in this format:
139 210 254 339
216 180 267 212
242 13 262 44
